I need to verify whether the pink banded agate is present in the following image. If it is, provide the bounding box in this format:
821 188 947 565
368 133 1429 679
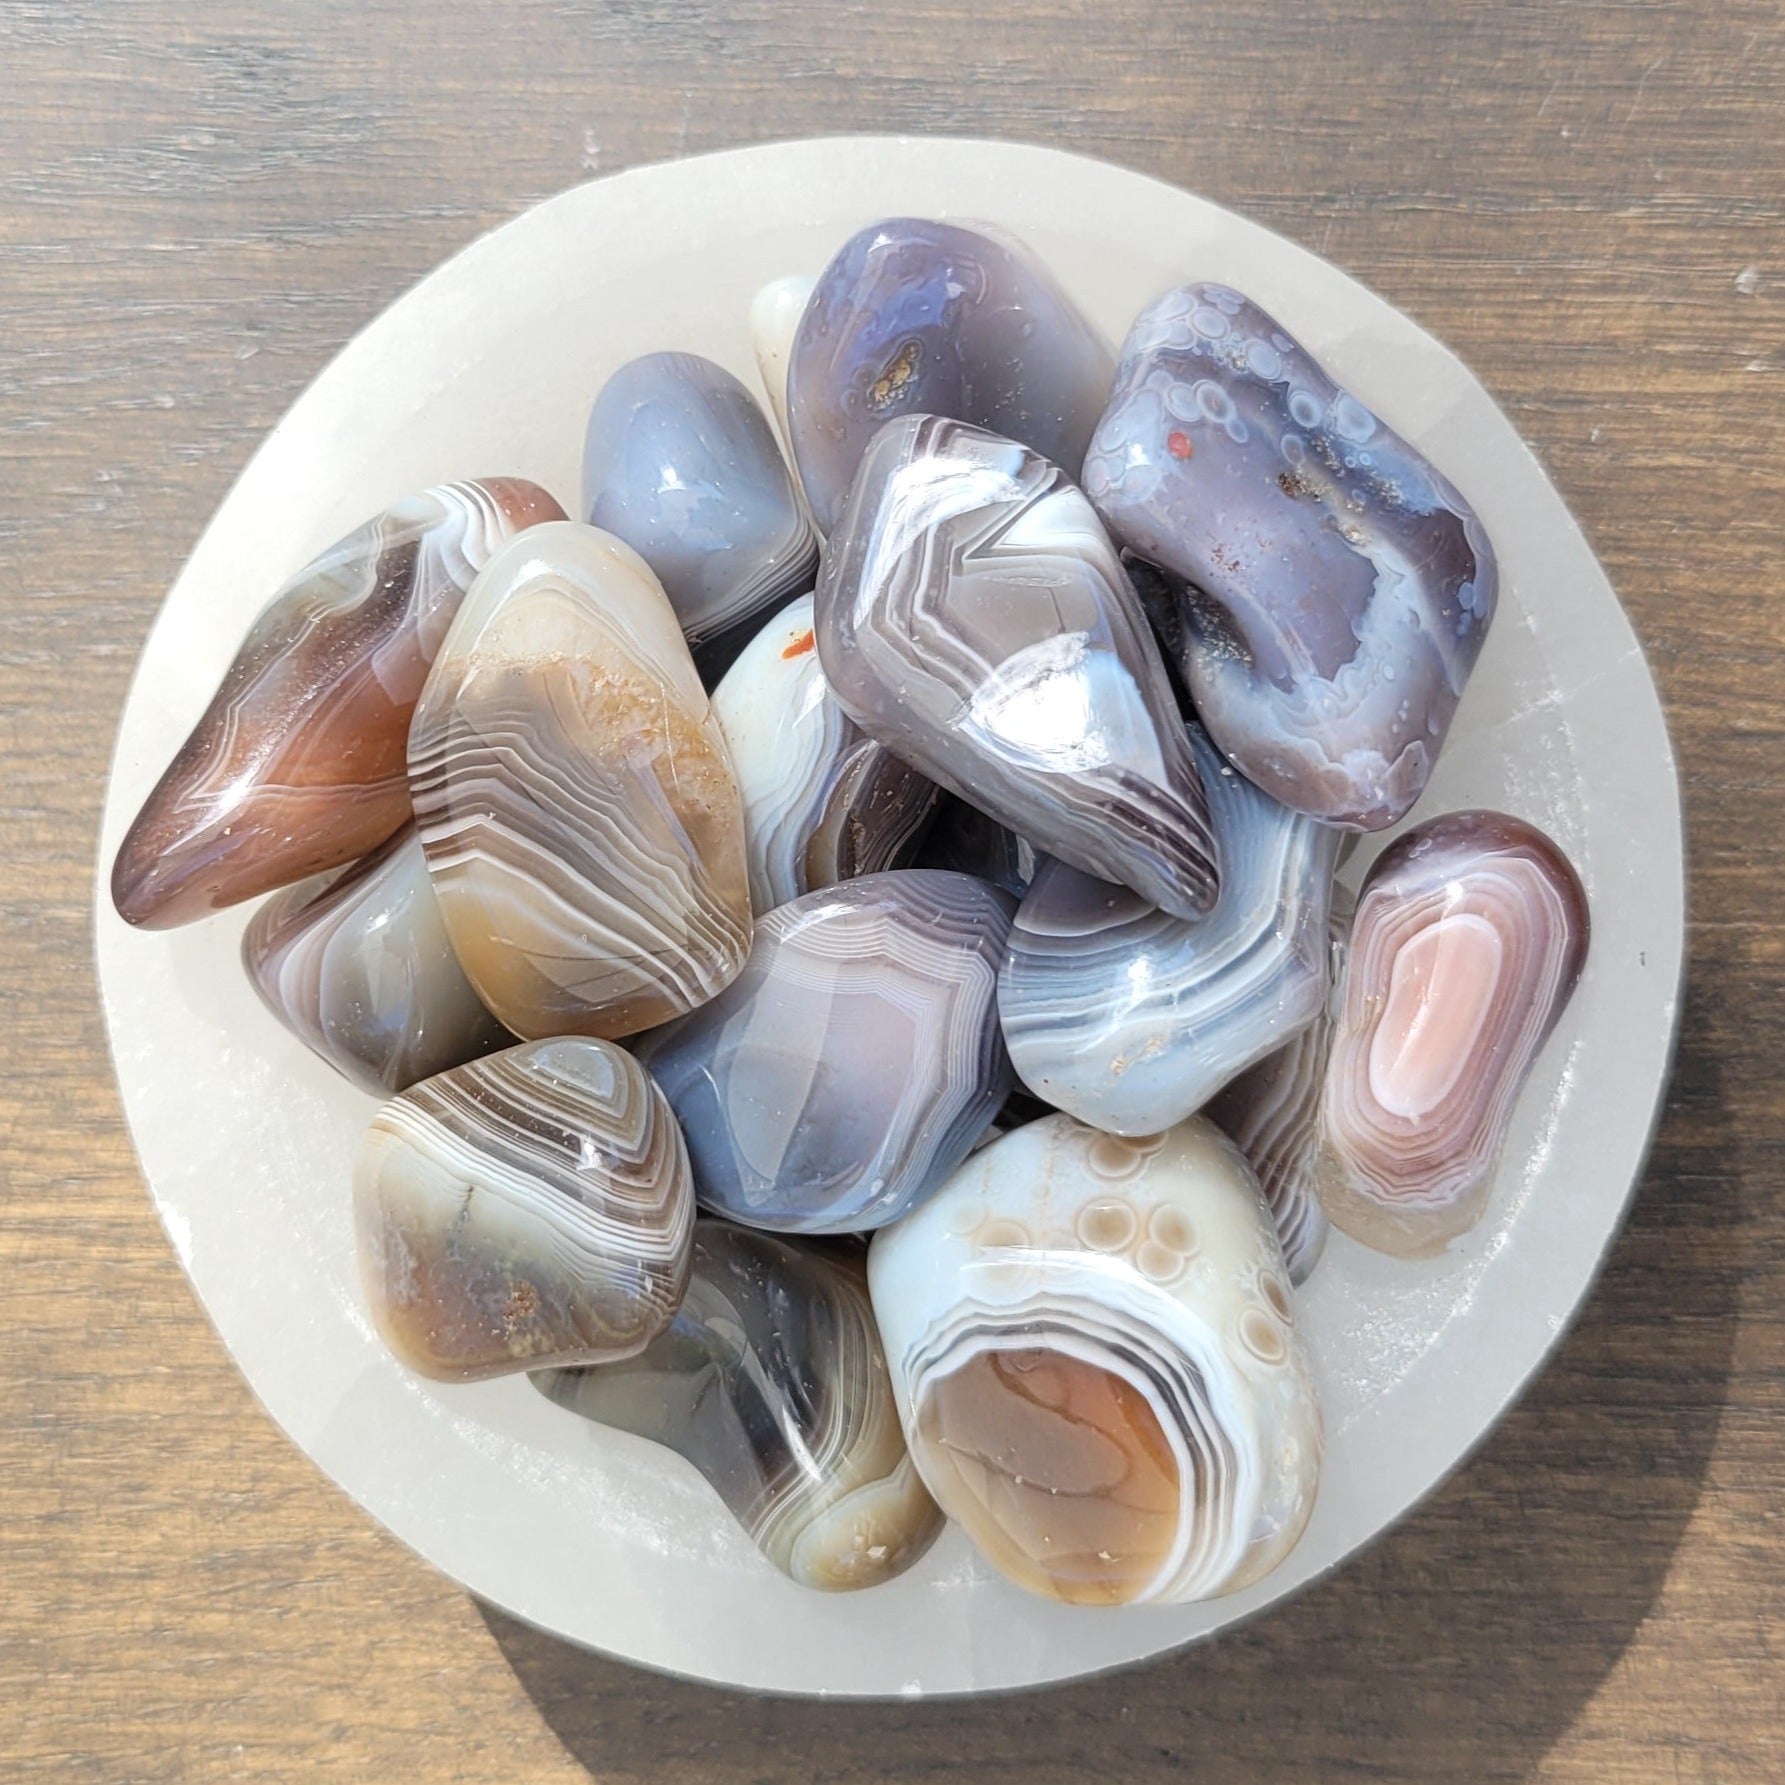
1316 810 1589 1257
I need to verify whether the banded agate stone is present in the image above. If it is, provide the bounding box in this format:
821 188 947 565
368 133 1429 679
1207 887 1354 1285
1084 284 1497 830
112 478 564 928
537 1220 942 1592
787 218 1113 534
816 415 1219 920
1317 811 1589 1256
242 824 509 1096
636 871 1014 1235
870 1114 1321 1606
355 1038 693 1382
409 521 752 1041
999 725 1340 1137
711 593 937 914
582 352 817 645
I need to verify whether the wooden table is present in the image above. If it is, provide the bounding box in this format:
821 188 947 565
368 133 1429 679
4 2 1779 1778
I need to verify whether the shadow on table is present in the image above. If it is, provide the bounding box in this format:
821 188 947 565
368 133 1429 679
479 976 1740 1785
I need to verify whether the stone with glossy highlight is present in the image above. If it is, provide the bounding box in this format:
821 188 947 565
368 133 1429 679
999 725 1340 1137
816 415 1219 920
748 274 814 459
536 1220 942 1592
1207 888 1353 1284
787 218 1114 534
582 352 817 645
711 594 937 914
409 521 752 1041
111 478 565 928
355 1037 693 1381
636 870 1014 1234
1316 810 1589 1256
870 1113 1321 1607
1084 284 1497 829
242 823 509 1096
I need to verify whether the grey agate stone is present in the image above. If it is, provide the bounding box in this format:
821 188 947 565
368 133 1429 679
242 823 509 1096
786 217 1114 535
582 351 818 644
535 1219 942 1592
635 870 1015 1235
1084 283 1498 831
1206 886 1353 1286
999 725 1342 1138
816 414 1220 922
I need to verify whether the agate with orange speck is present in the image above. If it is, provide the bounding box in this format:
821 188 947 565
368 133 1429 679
1316 810 1589 1257
869 1112 1321 1607
111 478 565 928
1084 285 1495 831
710 593 936 914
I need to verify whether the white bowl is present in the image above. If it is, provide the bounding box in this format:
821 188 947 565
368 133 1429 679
95 135 1683 1698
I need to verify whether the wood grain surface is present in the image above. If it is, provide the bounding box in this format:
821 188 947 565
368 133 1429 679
2 1 1780 1779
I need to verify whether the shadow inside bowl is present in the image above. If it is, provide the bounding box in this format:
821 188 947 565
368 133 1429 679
475 971 1739 1784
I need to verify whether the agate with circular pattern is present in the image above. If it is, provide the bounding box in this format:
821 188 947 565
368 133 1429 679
870 1113 1321 1606
1084 284 1496 830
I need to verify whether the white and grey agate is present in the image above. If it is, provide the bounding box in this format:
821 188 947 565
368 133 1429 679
242 823 509 1096
816 415 1219 921
870 1114 1322 1606
535 1220 942 1592
711 594 938 914
582 352 818 644
1206 887 1353 1285
636 871 1014 1235
354 1038 694 1382
1000 725 1342 1137
786 217 1114 535
1084 283 1497 830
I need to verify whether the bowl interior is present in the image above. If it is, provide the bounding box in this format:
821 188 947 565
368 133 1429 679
95 135 1682 1697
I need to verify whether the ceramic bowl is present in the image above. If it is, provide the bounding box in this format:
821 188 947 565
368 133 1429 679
96 135 1682 1697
